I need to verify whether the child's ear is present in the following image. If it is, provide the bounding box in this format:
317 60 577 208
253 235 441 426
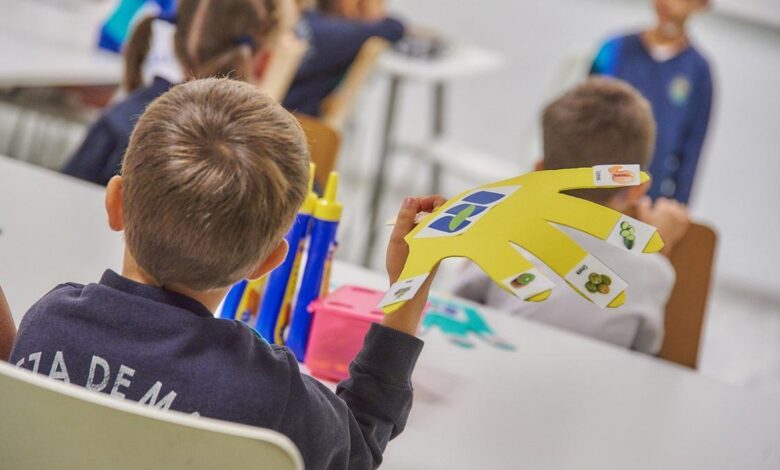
247 240 289 280
534 159 545 171
105 175 124 232
252 48 272 82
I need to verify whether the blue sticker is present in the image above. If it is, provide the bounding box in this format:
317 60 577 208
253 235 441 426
463 191 504 205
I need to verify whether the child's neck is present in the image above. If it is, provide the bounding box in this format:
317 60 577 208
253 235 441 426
120 249 227 314
643 21 689 52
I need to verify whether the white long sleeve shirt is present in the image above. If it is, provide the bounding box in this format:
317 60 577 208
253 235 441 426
453 227 676 354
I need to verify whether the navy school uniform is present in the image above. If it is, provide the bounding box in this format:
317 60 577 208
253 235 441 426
283 11 405 117
63 77 174 186
591 33 713 204
11 270 423 469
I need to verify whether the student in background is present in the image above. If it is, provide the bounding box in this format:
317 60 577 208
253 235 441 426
12 78 442 468
283 0 405 116
63 0 281 186
0 286 15 362
591 0 713 204
454 78 690 355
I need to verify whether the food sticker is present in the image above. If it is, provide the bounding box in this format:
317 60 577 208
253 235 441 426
563 255 627 308
379 273 430 308
415 186 521 239
501 267 555 300
606 215 656 252
593 164 640 187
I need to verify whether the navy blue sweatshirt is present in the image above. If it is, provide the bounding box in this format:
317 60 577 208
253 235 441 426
591 33 713 204
283 11 405 117
10 270 423 469
63 77 174 186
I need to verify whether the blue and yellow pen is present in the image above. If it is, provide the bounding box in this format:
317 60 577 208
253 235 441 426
286 172 342 361
256 164 318 343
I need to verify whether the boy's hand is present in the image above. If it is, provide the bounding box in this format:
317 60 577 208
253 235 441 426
386 196 447 283
382 196 446 336
635 196 691 256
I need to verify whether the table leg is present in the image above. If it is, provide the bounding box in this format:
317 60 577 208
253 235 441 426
362 75 401 267
430 81 446 195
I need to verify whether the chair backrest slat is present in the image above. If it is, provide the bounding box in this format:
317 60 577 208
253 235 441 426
0 361 303 470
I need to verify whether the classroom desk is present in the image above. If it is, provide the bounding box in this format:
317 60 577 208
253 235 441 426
362 44 506 265
0 0 122 88
2 155 779 469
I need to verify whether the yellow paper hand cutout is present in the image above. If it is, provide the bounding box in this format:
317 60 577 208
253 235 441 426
380 165 664 314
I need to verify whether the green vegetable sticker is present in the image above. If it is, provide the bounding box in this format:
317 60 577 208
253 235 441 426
510 272 536 289
620 221 637 250
585 272 611 295
449 204 477 231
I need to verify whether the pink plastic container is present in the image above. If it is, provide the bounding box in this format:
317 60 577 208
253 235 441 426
305 285 385 381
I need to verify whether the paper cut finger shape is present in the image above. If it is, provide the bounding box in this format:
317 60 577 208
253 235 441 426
380 165 664 314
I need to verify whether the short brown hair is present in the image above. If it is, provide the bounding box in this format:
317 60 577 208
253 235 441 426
122 78 309 290
542 77 655 203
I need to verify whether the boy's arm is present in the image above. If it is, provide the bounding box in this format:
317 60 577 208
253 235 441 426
277 197 441 469
0 286 17 362
674 65 713 204
589 37 621 76
62 117 117 184
630 254 676 354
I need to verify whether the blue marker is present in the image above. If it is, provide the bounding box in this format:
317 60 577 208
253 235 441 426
286 172 342 361
256 165 318 343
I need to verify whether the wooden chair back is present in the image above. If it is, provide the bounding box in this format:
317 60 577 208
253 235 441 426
320 37 390 131
658 223 718 369
296 113 342 191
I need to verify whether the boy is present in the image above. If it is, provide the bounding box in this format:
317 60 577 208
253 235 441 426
454 78 690 355
12 78 442 469
591 0 713 204
283 0 405 116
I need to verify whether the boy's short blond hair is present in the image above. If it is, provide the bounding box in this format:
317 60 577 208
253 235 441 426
542 77 656 203
122 78 309 290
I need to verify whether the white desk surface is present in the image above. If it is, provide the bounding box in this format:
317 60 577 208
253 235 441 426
378 43 506 83
0 0 122 88
1 155 779 470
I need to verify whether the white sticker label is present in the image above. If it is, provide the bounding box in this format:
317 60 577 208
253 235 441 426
606 215 656 252
415 185 521 239
592 164 641 187
379 273 431 308
501 267 555 300
563 254 627 308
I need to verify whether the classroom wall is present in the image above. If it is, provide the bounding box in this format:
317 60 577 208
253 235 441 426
389 0 780 298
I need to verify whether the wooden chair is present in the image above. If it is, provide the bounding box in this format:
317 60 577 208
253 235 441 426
320 37 390 132
258 34 309 103
0 361 303 470
296 113 341 191
658 223 718 369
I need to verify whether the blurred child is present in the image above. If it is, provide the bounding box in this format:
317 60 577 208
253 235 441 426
64 0 282 186
283 0 405 116
0 286 15 361
591 0 713 204
12 78 441 468
454 78 690 355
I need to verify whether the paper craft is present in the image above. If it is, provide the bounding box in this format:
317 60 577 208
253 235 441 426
381 165 664 314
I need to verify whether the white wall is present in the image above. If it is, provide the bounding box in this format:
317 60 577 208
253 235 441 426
388 0 780 297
